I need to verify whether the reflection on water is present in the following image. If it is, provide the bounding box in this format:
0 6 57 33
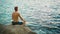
0 0 60 34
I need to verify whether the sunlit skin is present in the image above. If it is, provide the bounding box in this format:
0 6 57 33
12 6 26 25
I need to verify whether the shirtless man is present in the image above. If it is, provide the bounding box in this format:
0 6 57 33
12 6 26 25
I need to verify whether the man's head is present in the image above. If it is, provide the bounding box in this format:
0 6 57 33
14 6 18 11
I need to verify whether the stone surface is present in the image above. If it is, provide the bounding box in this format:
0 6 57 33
0 24 36 34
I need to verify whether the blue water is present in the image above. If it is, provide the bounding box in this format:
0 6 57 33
0 0 60 34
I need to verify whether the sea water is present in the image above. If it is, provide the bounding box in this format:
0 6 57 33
0 0 60 34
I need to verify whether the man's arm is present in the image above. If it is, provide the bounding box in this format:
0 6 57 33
18 13 26 23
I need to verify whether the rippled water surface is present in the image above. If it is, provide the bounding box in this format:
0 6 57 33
0 0 60 34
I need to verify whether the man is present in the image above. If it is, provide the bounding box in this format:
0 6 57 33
12 6 26 25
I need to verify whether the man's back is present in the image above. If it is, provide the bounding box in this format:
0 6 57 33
12 6 26 25
12 12 19 22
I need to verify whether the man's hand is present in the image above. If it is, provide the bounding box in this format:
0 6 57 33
21 20 26 26
23 20 26 24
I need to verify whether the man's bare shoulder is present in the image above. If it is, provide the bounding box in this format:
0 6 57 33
17 12 20 14
12 11 20 15
14 11 19 13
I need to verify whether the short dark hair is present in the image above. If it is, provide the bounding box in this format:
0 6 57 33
14 6 18 11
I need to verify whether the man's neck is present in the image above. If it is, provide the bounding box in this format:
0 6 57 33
15 11 18 12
